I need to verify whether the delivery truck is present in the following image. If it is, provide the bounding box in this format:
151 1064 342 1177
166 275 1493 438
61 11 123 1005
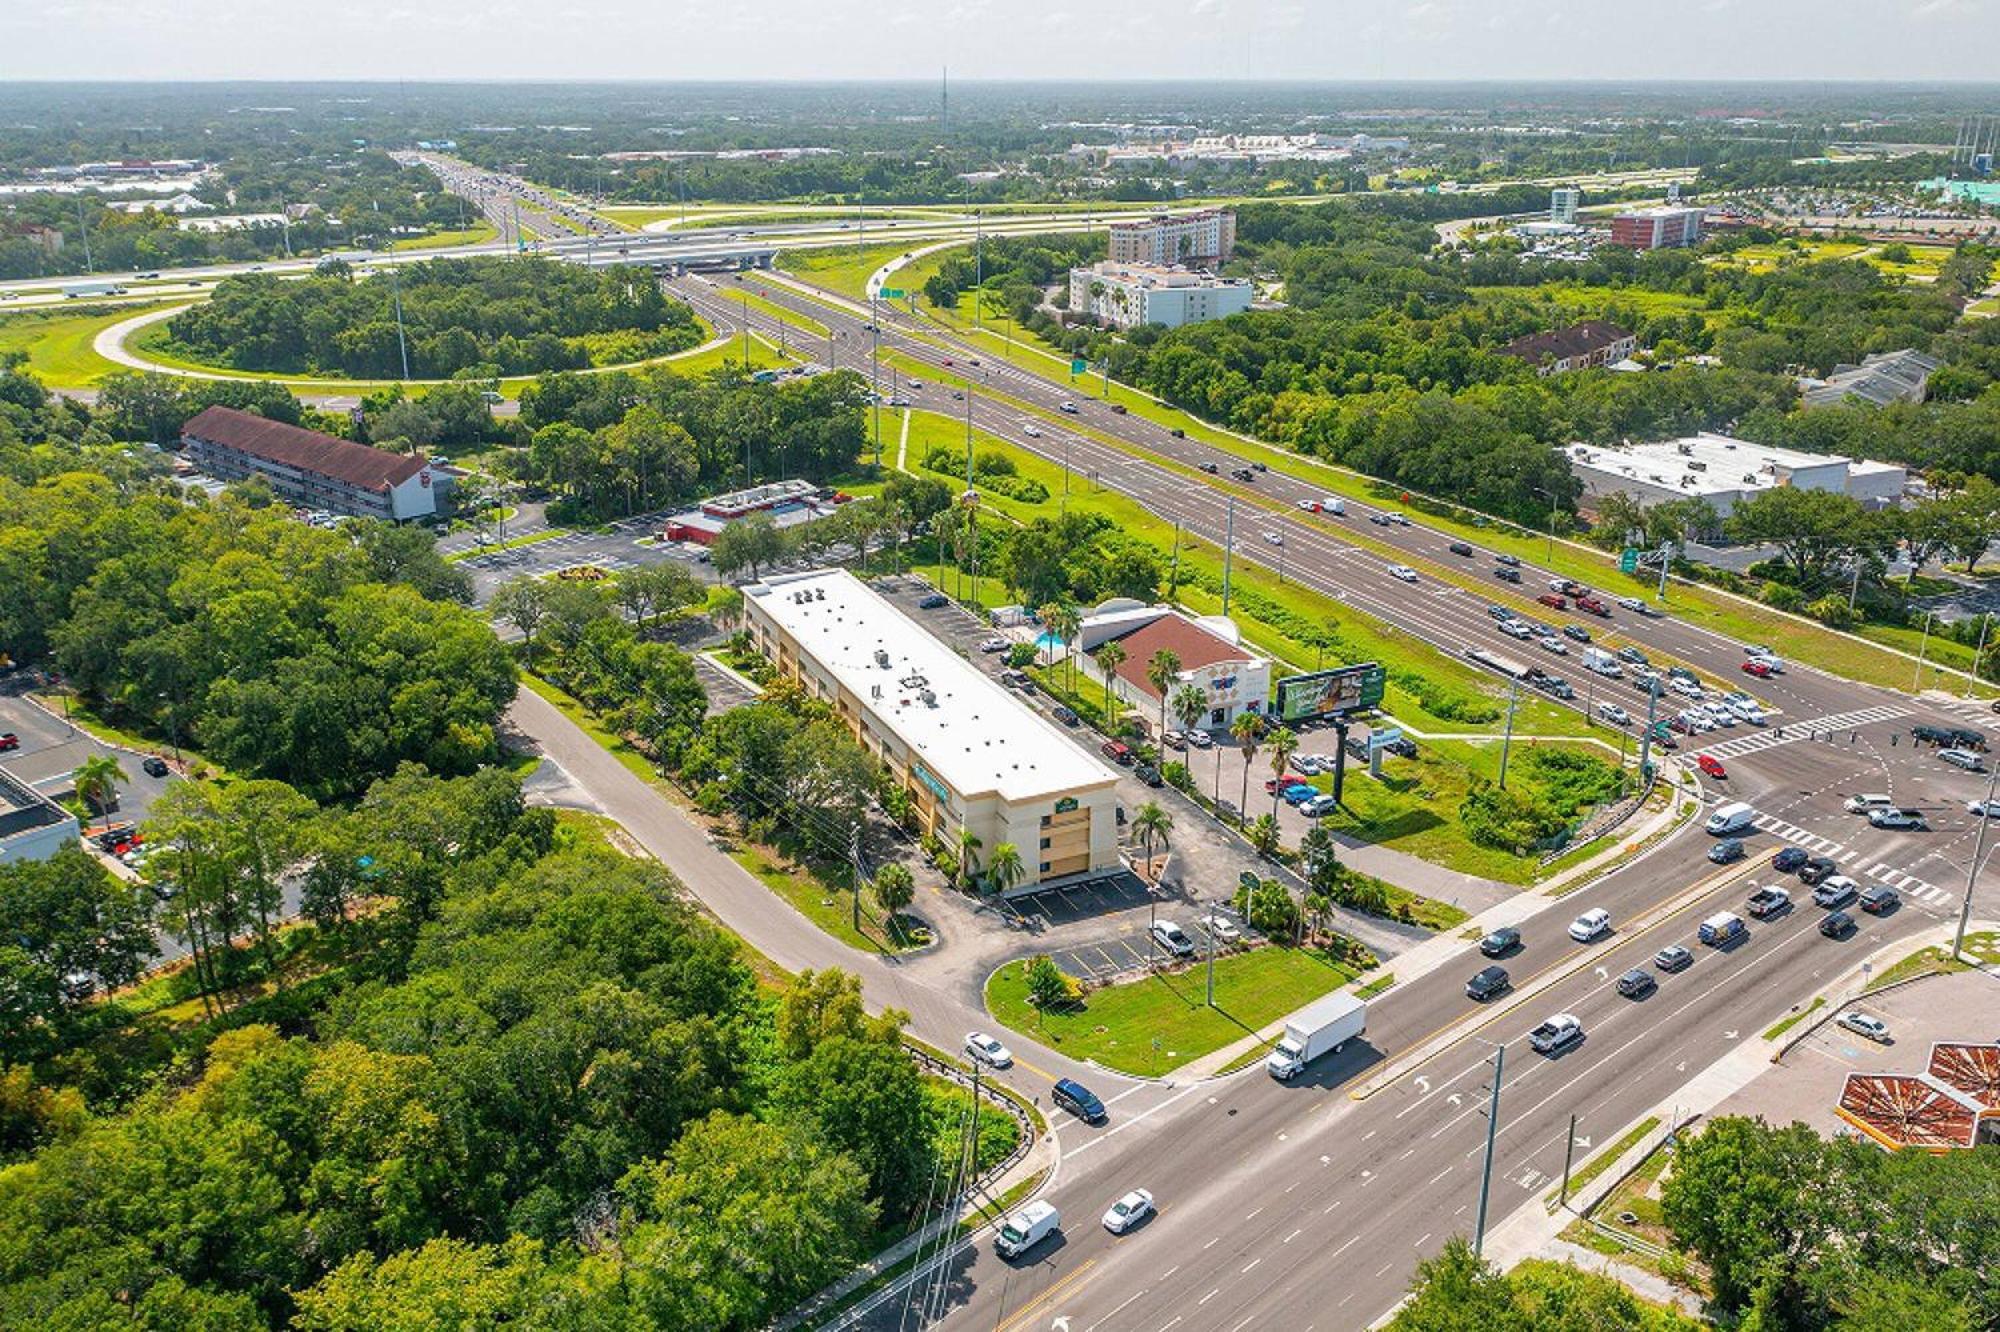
1266 990 1367 1081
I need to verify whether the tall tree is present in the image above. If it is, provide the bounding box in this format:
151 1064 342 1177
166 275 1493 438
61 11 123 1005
1146 648 1182 742
1267 726 1299 821
69 754 127 831
1093 639 1127 725
1232 711 1263 821
1130 800 1173 884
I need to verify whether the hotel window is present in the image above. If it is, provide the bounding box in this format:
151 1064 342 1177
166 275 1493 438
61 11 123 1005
1039 838 1050 850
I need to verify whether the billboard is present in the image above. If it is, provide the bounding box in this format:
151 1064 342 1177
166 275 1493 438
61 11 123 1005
1273 663 1386 723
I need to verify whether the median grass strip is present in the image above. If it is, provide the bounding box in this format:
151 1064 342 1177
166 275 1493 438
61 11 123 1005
389 222 499 251
986 945 1357 1077
1547 1115 1661 1210
1763 997 1826 1042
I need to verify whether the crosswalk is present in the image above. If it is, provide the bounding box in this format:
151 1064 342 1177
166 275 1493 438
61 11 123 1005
1749 812 1959 912
1696 705 1909 761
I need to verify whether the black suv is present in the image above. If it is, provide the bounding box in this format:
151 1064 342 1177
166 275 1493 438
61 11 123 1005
1479 926 1521 957
1616 968 1657 999
1797 856 1839 885
1467 965 1511 1001
1052 1077 1107 1124
1772 847 1808 873
1449 541 1474 556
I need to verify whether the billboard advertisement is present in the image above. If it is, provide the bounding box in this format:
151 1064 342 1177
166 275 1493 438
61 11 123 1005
1273 663 1386 723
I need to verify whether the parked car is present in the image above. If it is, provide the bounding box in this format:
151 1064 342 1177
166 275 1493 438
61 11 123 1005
1135 765 1164 788
918 593 949 609
1162 730 1188 751
1100 739 1133 764
1300 793 1339 818
1051 705 1080 727
1467 966 1512 1001
1837 1011 1889 1043
141 755 170 778
1479 926 1521 957
1203 914 1243 944
1151 920 1196 958
1185 730 1214 749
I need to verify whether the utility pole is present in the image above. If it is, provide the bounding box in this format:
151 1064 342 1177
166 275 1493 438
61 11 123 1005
1473 1042 1508 1259
1955 765 1998 962
1558 1113 1580 1208
1966 613 1992 699
389 262 411 381
1497 677 1522 789
1655 538 1671 603
973 210 983 329
1205 907 1217 1006
74 196 93 272
1222 495 1236 616
1914 610 1935 691
1637 676 1661 780
1847 555 1863 614
740 292 751 370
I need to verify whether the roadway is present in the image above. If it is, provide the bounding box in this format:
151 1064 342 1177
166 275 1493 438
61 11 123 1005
667 267 2000 1329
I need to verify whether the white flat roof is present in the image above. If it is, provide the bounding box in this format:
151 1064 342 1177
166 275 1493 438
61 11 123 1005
1569 431 1866 495
748 569 1120 804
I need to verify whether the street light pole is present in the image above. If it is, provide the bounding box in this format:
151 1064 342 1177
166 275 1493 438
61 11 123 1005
1966 613 1992 699
1954 765 1998 962
1914 610 1935 691
1473 1041 1507 1259
1497 677 1521 789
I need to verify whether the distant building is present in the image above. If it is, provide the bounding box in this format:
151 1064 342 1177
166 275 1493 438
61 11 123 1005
1566 431 1906 520
1802 349 1941 409
1549 187 1581 224
1609 206 1705 251
1106 208 1236 268
1068 260 1252 330
5 222 63 254
181 406 449 521
661 478 854 546
1075 602 1271 730
1496 320 1637 375
741 569 1121 889
108 193 211 216
0 767 79 866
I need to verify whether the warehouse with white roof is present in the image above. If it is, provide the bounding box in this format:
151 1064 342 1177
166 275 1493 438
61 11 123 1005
1566 432 1906 519
741 569 1122 888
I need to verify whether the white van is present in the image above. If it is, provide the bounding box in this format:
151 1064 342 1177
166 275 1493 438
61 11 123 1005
1323 496 1346 516
1706 801 1757 836
996 1201 1060 1258
1583 647 1622 677
1698 911 1746 946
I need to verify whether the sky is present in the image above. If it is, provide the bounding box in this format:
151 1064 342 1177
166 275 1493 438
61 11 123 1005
2 0 1996 83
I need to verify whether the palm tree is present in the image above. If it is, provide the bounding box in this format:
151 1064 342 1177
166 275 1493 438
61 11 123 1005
1045 602 1082 695
1172 683 1207 748
1130 799 1173 884
1093 640 1127 727
71 754 128 831
986 842 1026 897
1231 712 1263 822
1248 813 1281 858
1267 726 1299 821
956 826 983 890
1146 649 1182 744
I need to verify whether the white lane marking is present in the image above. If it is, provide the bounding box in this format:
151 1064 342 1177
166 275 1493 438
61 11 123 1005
1242 1258 1262 1274
1284 1228 1302 1243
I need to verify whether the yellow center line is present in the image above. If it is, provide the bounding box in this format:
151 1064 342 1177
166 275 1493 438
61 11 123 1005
994 1258 1099 1332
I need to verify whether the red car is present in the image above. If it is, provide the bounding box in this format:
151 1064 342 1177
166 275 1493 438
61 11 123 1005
1574 595 1610 617
1697 754 1727 779
1537 594 1568 610
1741 660 1773 678
0 732 17 751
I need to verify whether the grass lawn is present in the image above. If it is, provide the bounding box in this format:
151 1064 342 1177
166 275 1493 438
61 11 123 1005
1467 283 1716 322
726 842 922 957
985 944 1357 1076
780 240 966 301
0 301 191 387
712 277 831 340
390 223 499 251
1762 996 1825 1042
1551 1115 1660 1207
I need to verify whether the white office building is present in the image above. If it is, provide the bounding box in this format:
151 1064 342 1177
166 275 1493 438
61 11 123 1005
1549 187 1581 224
1566 432 1907 519
1069 261 1253 330
0 768 80 866
740 570 1122 889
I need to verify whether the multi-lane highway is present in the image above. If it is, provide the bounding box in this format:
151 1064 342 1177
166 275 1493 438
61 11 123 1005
662 267 2000 1330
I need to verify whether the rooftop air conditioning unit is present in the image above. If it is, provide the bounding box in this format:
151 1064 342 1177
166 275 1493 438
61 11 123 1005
875 649 891 668
815 588 826 600
921 689 938 707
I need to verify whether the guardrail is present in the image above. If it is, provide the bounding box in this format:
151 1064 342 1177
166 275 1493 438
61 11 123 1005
905 1043 1036 1190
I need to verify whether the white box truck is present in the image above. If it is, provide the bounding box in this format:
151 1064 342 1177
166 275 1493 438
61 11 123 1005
1266 990 1367 1081
1583 647 1622 677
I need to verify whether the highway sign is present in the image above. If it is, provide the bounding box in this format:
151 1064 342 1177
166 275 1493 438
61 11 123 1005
1274 663 1386 723
879 287 905 299
1619 547 1640 575
1070 357 1088 376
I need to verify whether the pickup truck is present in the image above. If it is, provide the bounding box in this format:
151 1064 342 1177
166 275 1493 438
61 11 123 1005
1574 595 1610 617
1529 1013 1584 1055
1747 886 1791 918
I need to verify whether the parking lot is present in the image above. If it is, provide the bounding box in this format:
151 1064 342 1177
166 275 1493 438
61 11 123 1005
1713 967 2000 1140
1036 903 1257 984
